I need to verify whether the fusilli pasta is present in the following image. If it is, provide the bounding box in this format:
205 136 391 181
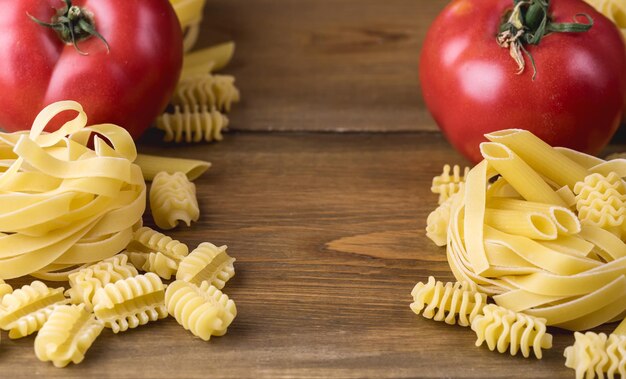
172 74 240 112
125 227 189 279
177 243 235 289
471 304 552 359
426 190 461 247
34 304 104 368
125 251 179 280
92 273 168 333
0 281 69 339
431 164 469 205
150 171 200 230
574 172 625 233
0 279 12 300
410 276 486 327
156 105 229 143
165 280 237 340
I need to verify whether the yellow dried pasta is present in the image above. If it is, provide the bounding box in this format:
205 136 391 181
150 171 200 230
34 304 104 368
125 226 189 279
65 254 139 312
431 164 469 205
125 251 179 280
0 101 145 280
471 304 552 359
181 42 235 79
92 273 168 333
177 243 236 289
410 276 486 327
0 279 12 300
156 105 229 143
165 280 237 341
574 172 625 233
0 281 69 339
172 74 240 112
425 193 457 247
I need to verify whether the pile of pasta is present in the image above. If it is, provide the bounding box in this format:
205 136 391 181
161 0 241 143
0 101 237 367
413 129 626 374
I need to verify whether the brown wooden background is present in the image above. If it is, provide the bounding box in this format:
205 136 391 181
4 0 626 377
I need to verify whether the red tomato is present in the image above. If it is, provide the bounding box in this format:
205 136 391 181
420 0 626 163
0 0 183 139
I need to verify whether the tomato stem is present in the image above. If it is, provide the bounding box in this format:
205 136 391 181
497 0 593 80
28 0 110 55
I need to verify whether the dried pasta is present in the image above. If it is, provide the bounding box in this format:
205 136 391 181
156 105 229 143
125 226 189 279
431 164 469 205
92 273 168 333
410 276 486 327
181 42 236 79
135 154 211 182
0 281 69 339
150 171 200 230
165 280 237 340
0 101 145 280
0 279 11 300
177 243 236 289
65 254 139 311
471 304 552 359
34 304 104 368
425 194 457 247
574 172 625 234
564 317 626 379
125 251 179 280
170 0 206 30
172 74 240 112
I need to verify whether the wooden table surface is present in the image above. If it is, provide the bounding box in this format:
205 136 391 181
4 0 626 377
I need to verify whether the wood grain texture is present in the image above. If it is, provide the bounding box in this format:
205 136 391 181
198 0 449 132
3 132 625 378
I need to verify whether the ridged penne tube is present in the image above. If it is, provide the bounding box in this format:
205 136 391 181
34 304 104 368
0 281 69 339
172 74 240 112
480 142 567 206
485 129 589 188
410 276 486 326
156 105 229 143
484 208 557 240
165 280 237 340
65 254 138 312
181 42 235 79
92 273 168 333
150 171 200 230
135 154 211 182
177 243 236 289
487 197 581 235
471 304 552 359
431 165 469 205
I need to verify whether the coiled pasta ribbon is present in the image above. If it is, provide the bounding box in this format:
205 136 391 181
0 101 146 280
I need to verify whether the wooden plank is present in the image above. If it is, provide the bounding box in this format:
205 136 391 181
4 132 624 377
197 0 449 132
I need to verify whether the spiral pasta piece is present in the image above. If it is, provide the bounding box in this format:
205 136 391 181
0 101 146 280
149 171 200 230
125 251 179 280
410 276 486 327
165 280 237 340
0 279 12 300
431 164 469 205
426 190 461 247
172 74 240 112
65 254 138 311
125 226 189 279
176 243 235 289
0 281 69 339
574 172 625 232
471 304 552 359
34 304 104 368
92 273 168 333
156 105 229 143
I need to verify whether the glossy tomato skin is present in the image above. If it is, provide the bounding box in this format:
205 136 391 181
420 0 626 163
0 0 183 139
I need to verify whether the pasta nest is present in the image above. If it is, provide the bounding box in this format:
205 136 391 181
431 164 469 205
471 304 552 359
172 74 240 112
0 101 146 280
0 281 69 339
177 242 236 289
565 332 626 379
66 254 139 311
574 172 626 231
156 105 229 143
35 304 104 368
92 272 168 333
410 276 486 327
165 280 237 341
149 171 200 230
